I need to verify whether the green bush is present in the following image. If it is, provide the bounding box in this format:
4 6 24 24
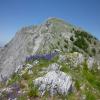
74 30 96 52
58 41 60 45
74 30 94 41
74 38 88 52
91 48 96 56
64 44 68 48
71 46 79 52
70 36 74 41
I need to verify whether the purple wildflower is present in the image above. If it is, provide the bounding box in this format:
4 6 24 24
26 51 59 62
11 83 20 92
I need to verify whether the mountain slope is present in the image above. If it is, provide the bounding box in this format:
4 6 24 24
0 18 100 80
0 18 100 100
0 52 100 100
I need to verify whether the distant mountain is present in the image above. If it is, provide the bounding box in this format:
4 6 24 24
0 18 100 80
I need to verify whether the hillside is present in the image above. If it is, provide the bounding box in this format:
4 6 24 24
0 18 100 100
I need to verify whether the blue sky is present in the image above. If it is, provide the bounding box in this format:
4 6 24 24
0 0 100 45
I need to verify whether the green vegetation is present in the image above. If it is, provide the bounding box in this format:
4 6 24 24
73 30 98 55
74 30 97 41
85 91 96 100
60 63 70 73
70 36 74 41
91 48 96 56
18 95 27 100
7 73 21 85
0 52 100 100
64 44 68 48
47 18 65 24
60 59 100 99
83 69 100 91
74 35 88 52
28 80 39 98
71 46 79 53
75 80 80 91
22 71 30 80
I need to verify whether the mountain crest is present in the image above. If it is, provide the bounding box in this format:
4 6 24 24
0 18 99 81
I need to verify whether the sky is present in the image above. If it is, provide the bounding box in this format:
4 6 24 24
0 0 100 45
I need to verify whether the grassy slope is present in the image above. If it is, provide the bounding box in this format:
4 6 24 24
0 54 100 100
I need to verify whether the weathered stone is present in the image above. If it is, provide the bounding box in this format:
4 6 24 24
34 71 72 96
15 65 23 73
58 52 84 68
87 57 94 69
43 63 61 72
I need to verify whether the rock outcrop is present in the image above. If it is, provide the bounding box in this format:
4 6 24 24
58 52 99 69
58 52 84 67
34 63 72 96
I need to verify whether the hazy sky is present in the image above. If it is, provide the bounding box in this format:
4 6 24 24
0 0 100 45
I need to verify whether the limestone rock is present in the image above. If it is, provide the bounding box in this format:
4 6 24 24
43 63 61 72
58 52 84 67
34 70 72 96
87 57 94 69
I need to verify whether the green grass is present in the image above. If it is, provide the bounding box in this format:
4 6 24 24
82 69 100 91
28 81 39 98
60 63 71 73
85 91 96 100
0 53 100 99
18 95 27 100
22 71 30 80
7 73 21 85
60 60 100 99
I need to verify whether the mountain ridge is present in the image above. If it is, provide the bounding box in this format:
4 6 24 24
0 18 100 80
0 18 100 100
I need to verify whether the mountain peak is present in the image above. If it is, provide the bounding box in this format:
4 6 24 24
46 17 65 23
44 17 78 31
0 18 99 81
45 17 70 26
0 18 100 99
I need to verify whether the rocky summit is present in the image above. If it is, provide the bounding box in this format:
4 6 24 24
0 18 100 100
